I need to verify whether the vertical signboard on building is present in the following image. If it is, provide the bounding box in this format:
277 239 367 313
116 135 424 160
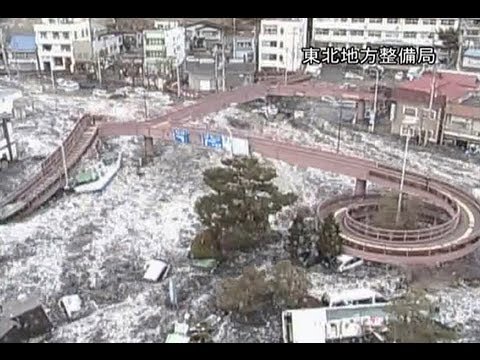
173 129 190 144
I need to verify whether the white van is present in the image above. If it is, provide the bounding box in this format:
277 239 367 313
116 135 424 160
321 288 387 308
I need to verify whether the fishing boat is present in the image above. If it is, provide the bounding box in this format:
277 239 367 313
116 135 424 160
73 153 122 194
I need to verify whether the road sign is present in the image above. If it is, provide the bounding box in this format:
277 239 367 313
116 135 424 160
173 129 190 144
203 133 223 149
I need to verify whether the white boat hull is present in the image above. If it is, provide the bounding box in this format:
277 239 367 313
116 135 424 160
74 154 122 194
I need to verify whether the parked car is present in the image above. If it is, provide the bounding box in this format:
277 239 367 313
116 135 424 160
345 71 364 81
336 254 364 273
407 66 423 81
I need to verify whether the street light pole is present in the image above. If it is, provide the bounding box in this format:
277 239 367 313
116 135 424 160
370 68 379 133
336 102 343 153
61 144 69 190
396 132 411 225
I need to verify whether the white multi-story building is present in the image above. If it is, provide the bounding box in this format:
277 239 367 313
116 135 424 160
143 20 185 77
34 18 94 73
312 18 460 57
92 33 123 60
258 18 308 72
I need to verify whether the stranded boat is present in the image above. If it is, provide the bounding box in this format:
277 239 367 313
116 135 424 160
73 153 122 194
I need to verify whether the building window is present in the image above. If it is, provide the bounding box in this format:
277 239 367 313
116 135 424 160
422 109 436 119
404 32 417 39
280 28 284 35
279 55 283 62
63 32 70 40
52 32 60 40
467 30 480 36
315 28 329 36
403 106 417 117
441 19 456 26
263 25 277 35
61 45 71 52
351 18 365 23
333 30 347 36
42 44 52 51
145 50 165 58
74 31 77 40
351 30 364 37
340 18 348 22
261 40 277 47
49 19 55 24
146 38 165 46
279 41 283 48
369 18 383 24
423 19 437 25
261 53 277 61
368 31 382 38
387 18 399 24
405 18 419 25
54 57 63 66
40 32 47 39
385 31 399 38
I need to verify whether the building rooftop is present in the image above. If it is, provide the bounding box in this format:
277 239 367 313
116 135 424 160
398 71 480 101
8 34 36 52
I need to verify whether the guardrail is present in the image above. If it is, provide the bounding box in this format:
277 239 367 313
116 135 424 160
0 115 96 220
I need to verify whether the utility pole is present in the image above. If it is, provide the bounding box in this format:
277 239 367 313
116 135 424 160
0 28 11 79
233 18 236 59
97 56 103 87
370 68 379 133
336 102 343 153
214 49 219 92
143 92 148 119
221 34 226 92
50 65 56 90
173 43 181 97
396 132 411 226
427 60 438 146
456 18 464 71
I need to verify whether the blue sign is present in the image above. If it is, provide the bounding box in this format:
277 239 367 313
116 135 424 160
203 133 223 149
173 129 190 144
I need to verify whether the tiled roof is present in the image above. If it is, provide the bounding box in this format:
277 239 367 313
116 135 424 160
398 71 480 101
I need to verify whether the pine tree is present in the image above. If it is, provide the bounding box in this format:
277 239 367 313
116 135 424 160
317 213 342 261
194 156 297 256
285 208 319 267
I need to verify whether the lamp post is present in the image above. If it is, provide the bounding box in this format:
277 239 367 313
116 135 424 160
61 143 69 190
395 130 411 225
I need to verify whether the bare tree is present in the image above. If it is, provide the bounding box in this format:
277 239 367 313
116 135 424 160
386 289 457 343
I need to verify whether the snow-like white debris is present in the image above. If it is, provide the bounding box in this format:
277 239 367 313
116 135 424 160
1 77 480 342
